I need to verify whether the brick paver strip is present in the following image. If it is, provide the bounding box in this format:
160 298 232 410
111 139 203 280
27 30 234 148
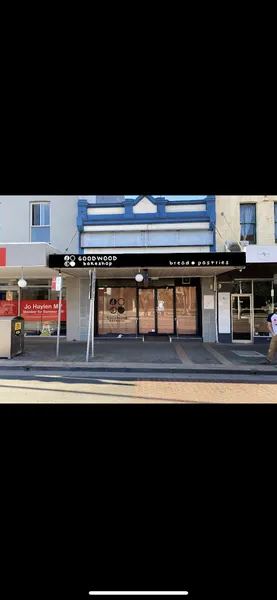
135 380 277 403
173 343 194 365
204 344 233 366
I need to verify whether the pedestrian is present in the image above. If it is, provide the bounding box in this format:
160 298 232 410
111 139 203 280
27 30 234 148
263 303 277 364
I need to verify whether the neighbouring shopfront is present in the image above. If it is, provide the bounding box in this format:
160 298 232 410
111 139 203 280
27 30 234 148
0 280 67 336
217 261 277 343
0 242 68 337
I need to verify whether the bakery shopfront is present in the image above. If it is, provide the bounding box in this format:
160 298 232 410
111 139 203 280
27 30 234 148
48 252 246 341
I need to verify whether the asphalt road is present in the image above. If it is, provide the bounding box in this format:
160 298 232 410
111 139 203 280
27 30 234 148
1 371 277 403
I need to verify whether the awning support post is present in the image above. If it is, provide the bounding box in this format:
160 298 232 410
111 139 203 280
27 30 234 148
214 275 219 343
86 269 96 362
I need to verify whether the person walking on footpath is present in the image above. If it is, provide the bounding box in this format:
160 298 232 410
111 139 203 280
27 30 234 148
263 303 277 364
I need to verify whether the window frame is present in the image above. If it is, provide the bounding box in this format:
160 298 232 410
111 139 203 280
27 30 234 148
240 203 256 244
275 202 277 243
30 202 51 243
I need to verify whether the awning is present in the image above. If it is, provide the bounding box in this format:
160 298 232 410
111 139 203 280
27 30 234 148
48 252 246 278
0 243 62 281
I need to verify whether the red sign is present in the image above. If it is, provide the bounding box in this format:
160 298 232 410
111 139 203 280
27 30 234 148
0 248 6 267
51 277 62 291
0 300 17 316
20 300 67 322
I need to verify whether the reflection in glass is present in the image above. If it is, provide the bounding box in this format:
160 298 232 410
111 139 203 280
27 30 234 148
232 281 252 294
232 295 251 341
175 287 197 335
20 286 66 336
139 289 155 334
98 287 137 335
253 280 272 336
157 288 174 334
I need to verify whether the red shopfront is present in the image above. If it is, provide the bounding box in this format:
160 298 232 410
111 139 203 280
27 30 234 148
0 292 67 337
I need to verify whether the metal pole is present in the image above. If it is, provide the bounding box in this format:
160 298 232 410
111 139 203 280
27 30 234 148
56 276 63 358
86 270 93 362
18 286 21 316
214 275 219 343
91 268 96 358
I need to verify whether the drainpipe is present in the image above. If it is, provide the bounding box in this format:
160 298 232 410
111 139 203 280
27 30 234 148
214 275 219 343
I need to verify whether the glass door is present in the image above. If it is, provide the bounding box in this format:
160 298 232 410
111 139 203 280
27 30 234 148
139 289 156 334
157 288 174 334
138 288 174 335
232 294 253 342
175 286 197 335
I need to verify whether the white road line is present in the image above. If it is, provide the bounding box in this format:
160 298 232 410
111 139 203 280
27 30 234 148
88 593 189 596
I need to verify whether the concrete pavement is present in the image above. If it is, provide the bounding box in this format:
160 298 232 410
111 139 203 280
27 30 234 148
0 338 276 375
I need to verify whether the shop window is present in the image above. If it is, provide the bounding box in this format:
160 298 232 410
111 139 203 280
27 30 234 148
240 204 256 244
20 284 66 336
31 202 50 243
275 203 277 242
253 280 273 337
98 287 137 335
0 289 18 317
232 281 252 294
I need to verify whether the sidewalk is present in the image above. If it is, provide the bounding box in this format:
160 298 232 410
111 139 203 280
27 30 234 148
0 338 276 374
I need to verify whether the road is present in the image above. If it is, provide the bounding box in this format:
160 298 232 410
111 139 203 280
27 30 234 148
1 370 277 403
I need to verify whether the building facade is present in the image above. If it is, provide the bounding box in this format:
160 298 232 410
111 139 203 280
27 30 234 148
0 196 78 337
0 195 250 343
216 195 277 343
75 195 218 340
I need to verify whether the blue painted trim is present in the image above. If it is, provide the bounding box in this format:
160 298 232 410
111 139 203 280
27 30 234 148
85 212 209 220
205 195 216 252
86 196 208 208
77 199 88 233
164 198 208 206
83 213 209 226
79 232 84 254
77 196 215 249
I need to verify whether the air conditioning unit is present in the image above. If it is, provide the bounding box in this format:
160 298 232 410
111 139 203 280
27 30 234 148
224 240 243 252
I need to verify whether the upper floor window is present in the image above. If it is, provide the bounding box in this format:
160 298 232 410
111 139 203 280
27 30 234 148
31 203 50 243
240 204 256 244
275 203 277 242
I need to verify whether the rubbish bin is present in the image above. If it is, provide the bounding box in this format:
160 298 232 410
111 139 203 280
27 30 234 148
0 316 25 359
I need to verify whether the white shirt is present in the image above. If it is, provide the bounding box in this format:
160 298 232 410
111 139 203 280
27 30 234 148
267 312 277 335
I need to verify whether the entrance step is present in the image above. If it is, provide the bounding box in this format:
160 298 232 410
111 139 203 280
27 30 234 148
144 335 169 342
95 336 144 342
169 336 203 343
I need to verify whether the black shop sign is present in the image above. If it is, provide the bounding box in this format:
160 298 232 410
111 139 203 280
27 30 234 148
48 252 246 269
